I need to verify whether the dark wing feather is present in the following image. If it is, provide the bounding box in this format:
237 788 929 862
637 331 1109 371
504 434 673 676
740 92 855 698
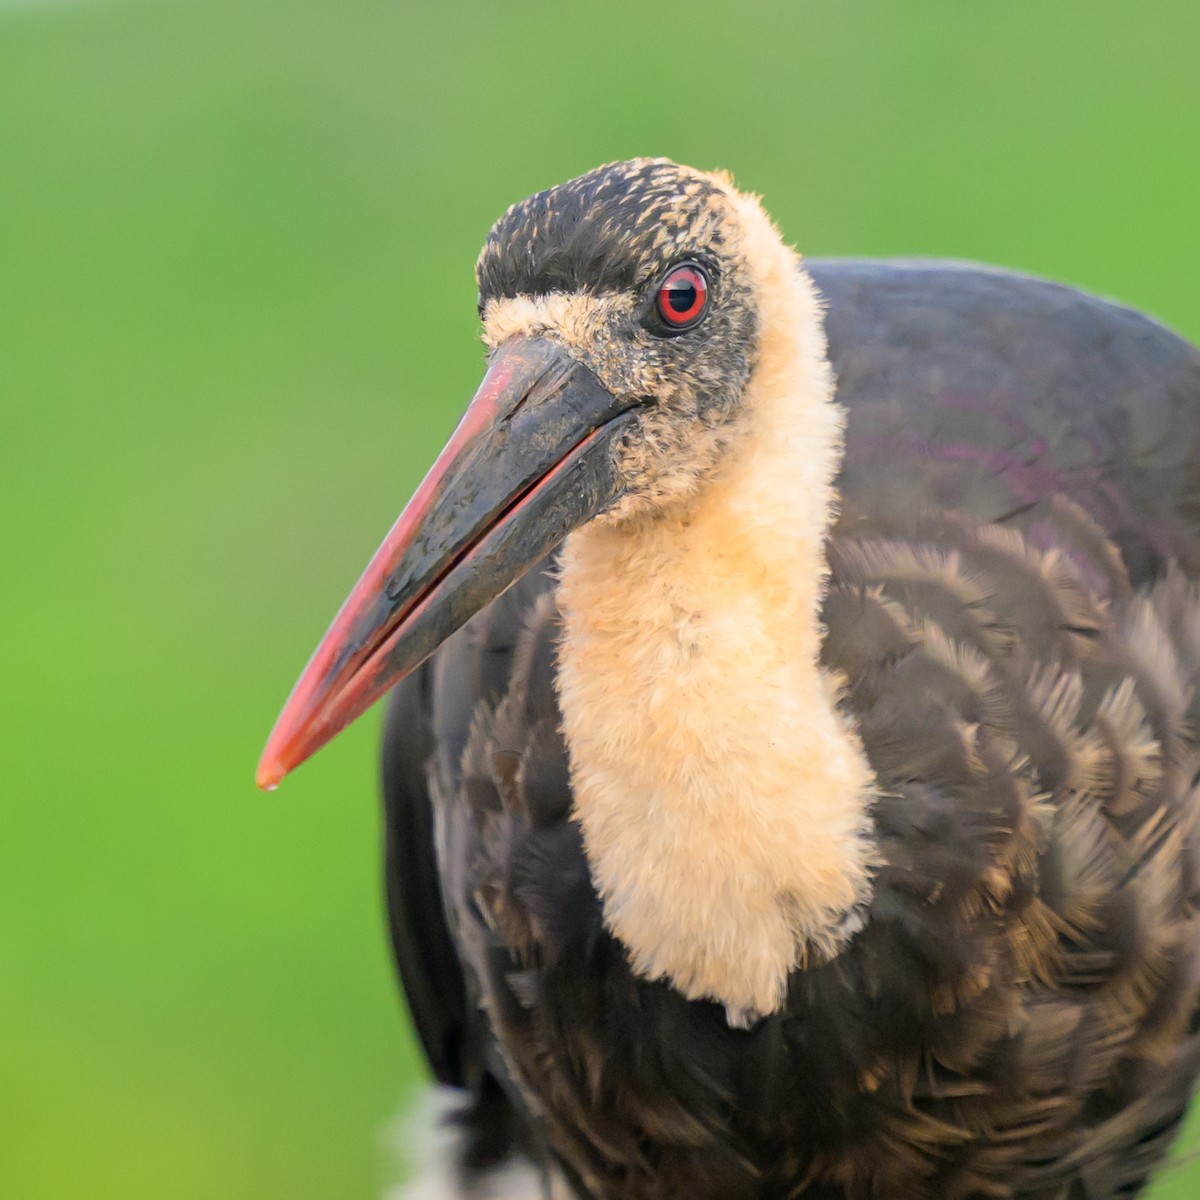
381 661 469 1087
809 259 1200 576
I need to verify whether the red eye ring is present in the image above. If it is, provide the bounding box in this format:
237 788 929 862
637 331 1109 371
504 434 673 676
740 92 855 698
656 264 709 330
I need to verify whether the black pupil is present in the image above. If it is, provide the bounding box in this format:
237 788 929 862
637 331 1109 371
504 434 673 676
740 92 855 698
666 277 697 313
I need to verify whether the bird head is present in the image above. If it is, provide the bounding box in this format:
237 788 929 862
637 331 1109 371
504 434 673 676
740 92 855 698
257 159 815 788
476 158 762 520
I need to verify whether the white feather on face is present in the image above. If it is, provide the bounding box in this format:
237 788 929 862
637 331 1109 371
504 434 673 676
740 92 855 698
482 168 877 1021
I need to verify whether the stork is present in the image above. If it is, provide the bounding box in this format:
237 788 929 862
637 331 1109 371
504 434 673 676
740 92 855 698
258 159 1200 1199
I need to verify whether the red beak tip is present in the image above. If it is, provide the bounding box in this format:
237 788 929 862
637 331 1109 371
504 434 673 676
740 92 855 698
255 755 287 792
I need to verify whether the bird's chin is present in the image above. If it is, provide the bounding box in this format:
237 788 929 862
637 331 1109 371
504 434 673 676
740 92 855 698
597 405 751 527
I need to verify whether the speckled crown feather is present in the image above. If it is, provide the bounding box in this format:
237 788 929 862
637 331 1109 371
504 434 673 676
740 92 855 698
476 158 731 302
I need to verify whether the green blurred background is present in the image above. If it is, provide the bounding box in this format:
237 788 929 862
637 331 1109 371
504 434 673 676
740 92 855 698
3 1 1199 1196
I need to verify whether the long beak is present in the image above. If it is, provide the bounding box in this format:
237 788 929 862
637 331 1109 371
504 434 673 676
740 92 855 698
256 337 635 790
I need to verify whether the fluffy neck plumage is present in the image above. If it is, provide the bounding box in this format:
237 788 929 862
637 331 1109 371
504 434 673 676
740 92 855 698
555 231 876 1022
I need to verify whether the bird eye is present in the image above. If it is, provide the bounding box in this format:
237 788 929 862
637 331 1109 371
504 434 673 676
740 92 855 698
655 264 709 331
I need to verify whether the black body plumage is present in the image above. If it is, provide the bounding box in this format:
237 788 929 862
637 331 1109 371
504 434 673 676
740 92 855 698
383 259 1200 1200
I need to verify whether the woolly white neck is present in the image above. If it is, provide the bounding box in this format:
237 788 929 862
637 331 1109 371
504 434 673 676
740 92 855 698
555 204 876 1022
